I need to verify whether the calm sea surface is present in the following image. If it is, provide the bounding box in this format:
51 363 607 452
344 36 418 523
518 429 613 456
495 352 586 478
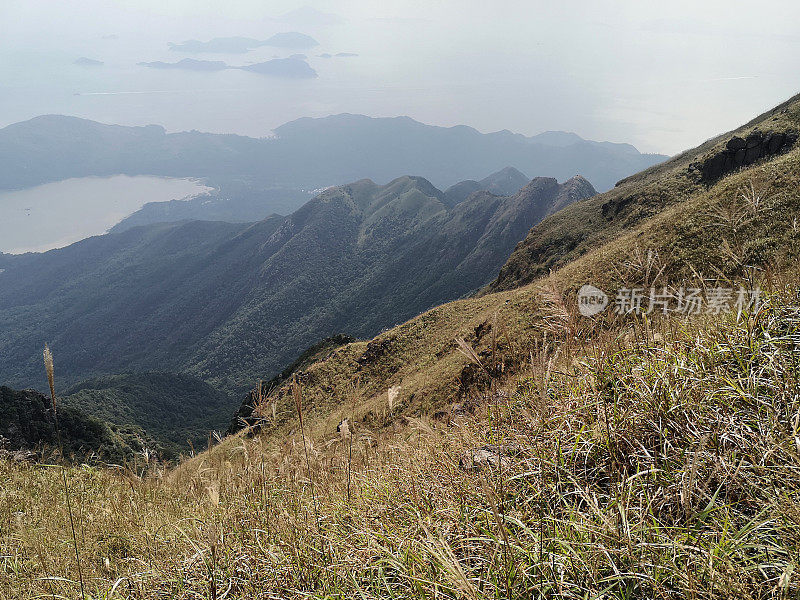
0 175 210 254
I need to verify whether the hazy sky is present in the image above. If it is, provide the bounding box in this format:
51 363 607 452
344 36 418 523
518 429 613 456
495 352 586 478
2 0 799 154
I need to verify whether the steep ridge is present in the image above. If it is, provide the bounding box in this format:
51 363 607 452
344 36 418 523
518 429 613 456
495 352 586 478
491 93 800 291
230 93 800 442
0 175 594 396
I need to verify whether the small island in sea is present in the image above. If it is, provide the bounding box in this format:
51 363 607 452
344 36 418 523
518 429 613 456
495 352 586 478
74 57 104 66
168 32 319 53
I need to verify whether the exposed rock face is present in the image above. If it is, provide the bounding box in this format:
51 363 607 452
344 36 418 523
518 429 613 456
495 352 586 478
459 444 520 471
693 129 798 183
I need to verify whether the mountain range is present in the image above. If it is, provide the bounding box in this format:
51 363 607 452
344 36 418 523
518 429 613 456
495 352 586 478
2 87 799 599
236 93 800 447
0 172 596 405
0 114 663 218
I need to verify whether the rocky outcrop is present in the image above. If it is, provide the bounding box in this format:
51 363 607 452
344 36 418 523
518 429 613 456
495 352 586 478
693 129 798 183
459 444 521 471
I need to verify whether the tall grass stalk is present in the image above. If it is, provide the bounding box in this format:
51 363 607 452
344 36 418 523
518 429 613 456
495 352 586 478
292 376 327 569
43 344 85 600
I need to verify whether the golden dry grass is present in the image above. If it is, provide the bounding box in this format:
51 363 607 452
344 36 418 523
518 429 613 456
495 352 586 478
3 285 800 599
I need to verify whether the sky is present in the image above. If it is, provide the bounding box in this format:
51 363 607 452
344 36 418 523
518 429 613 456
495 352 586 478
1 1 799 155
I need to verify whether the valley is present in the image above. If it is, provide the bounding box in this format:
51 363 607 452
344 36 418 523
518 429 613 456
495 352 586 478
0 172 596 403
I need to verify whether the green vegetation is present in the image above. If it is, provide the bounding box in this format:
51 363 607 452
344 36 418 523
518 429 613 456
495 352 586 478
63 372 237 457
0 175 592 395
0 386 153 463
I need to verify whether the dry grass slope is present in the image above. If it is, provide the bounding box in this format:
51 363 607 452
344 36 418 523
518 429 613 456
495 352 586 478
492 92 800 291
2 289 800 598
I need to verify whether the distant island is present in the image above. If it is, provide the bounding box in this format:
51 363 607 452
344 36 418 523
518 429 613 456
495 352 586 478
74 57 104 66
138 57 317 78
169 32 319 53
238 57 317 78
318 52 358 59
138 58 227 71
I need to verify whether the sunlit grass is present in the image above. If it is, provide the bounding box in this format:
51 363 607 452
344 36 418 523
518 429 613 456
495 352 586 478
2 288 799 598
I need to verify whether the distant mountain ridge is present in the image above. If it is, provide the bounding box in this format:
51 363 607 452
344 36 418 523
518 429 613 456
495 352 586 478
114 167 532 233
0 174 596 396
0 114 665 196
443 166 531 205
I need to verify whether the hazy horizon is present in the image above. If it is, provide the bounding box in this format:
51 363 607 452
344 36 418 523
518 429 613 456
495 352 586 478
2 1 799 156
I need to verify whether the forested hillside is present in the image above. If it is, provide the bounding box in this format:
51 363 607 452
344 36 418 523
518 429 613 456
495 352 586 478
0 175 595 395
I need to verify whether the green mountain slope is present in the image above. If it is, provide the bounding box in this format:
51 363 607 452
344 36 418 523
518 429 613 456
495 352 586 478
0 386 152 462
237 93 800 442
0 174 595 395
63 373 236 456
